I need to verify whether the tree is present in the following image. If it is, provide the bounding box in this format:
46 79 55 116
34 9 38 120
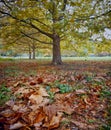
0 0 111 64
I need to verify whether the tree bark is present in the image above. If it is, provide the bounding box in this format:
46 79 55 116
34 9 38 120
32 43 36 59
29 45 32 59
52 34 63 65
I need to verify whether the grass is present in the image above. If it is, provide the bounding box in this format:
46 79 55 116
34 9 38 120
62 56 111 61
0 56 111 61
0 84 12 105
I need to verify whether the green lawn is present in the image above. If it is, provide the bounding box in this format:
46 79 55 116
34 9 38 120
0 56 111 61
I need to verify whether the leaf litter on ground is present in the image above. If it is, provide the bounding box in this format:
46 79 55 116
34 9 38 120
0 60 111 129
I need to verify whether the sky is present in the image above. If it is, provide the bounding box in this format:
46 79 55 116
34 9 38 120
104 28 111 40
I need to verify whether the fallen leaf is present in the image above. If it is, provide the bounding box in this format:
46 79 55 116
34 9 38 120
43 112 63 129
70 75 75 81
6 112 22 124
27 108 45 125
12 104 28 112
29 94 43 104
6 100 15 107
75 89 86 94
37 77 43 84
71 120 87 129
49 112 62 129
50 87 59 93
0 109 15 118
9 121 25 130
34 107 46 123
0 117 5 123
57 102 74 115
14 87 33 98
43 104 58 121
83 97 91 105
30 81 36 85
34 122 42 130
38 87 49 97
13 81 22 87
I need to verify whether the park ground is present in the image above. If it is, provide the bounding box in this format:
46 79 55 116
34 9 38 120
0 58 111 130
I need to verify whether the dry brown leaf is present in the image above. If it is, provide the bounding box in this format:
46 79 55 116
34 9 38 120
37 77 43 84
30 81 37 85
71 120 87 129
27 108 45 125
71 120 98 129
29 98 50 111
70 75 75 81
34 122 42 130
38 87 49 97
29 105 39 111
0 117 5 123
0 109 15 118
43 104 58 121
12 104 28 112
49 112 62 129
9 121 25 130
57 103 74 115
83 97 91 105
34 107 46 123
50 87 59 93
14 87 33 98
75 89 86 94
55 93 71 101
39 98 50 107
60 126 71 130
6 100 15 107
43 112 63 129
28 111 37 124
29 94 43 104
6 112 22 124
13 81 22 87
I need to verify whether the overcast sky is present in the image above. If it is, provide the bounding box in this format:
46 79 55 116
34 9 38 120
104 28 111 40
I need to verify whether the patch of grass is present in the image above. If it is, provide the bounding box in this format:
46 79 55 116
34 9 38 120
57 84 73 93
4 67 20 77
100 85 111 98
46 86 55 103
0 84 12 105
61 119 70 126
100 125 111 130
88 119 96 123
62 56 111 61
0 57 14 61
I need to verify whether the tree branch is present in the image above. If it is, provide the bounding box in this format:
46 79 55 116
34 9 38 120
20 30 52 45
1 0 12 10
75 9 111 21
62 0 67 11
0 10 53 39
30 18 52 30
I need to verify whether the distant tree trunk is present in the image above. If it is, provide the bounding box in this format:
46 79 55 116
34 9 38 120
52 34 62 65
29 45 32 59
32 43 36 59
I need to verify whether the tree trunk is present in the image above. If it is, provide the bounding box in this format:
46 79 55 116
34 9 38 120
29 45 32 59
52 34 63 65
32 43 36 59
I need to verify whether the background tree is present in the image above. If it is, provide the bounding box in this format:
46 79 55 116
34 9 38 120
0 0 111 64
